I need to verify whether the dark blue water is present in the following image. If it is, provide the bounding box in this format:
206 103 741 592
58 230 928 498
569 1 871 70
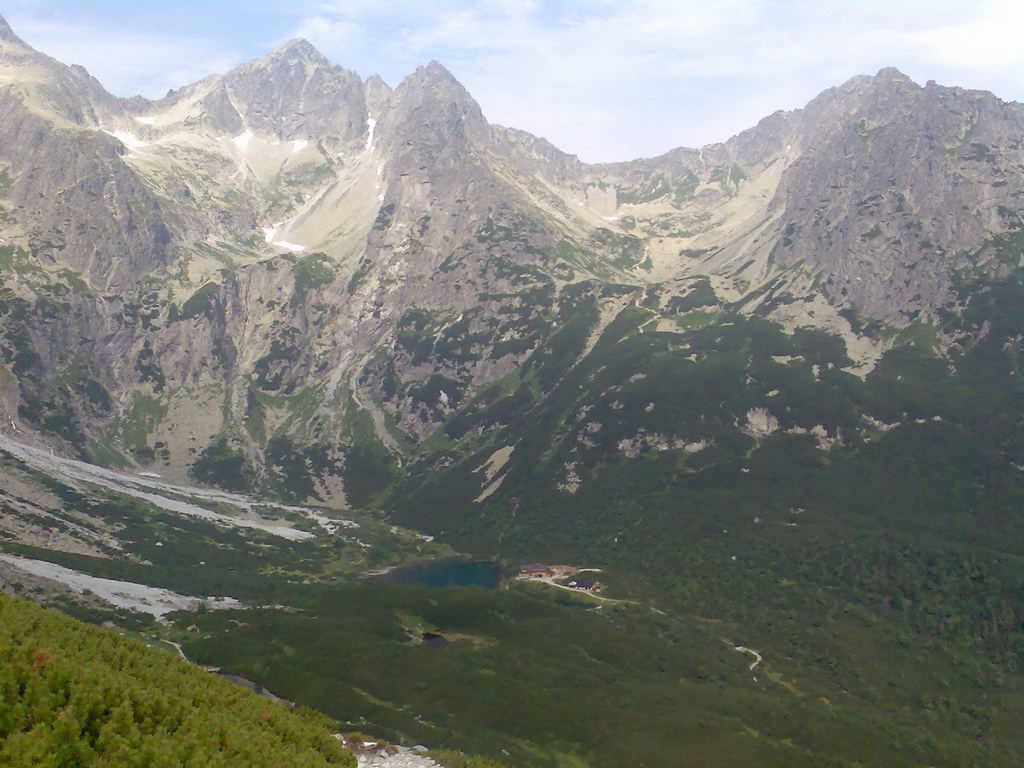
375 559 503 589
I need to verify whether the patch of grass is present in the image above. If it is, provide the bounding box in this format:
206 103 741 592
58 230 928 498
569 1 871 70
373 203 395 231
174 282 218 321
674 309 720 330
291 252 336 307
118 394 167 463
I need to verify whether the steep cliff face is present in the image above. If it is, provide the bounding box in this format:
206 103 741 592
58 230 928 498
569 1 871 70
0 14 1022 511
0 16 123 126
0 21 177 288
769 69 1024 323
0 94 176 287
224 40 368 143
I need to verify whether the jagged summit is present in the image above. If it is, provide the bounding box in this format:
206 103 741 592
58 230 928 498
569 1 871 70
138 34 368 142
228 37 342 81
815 66 920 112
871 65 913 83
214 37 366 141
419 60 459 81
394 60 481 113
0 13 23 44
255 37 333 68
384 58 489 150
398 60 472 96
0 16 123 126
363 73 393 115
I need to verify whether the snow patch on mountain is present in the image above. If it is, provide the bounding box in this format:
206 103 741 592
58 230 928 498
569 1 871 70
104 130 147 151
262 223 306 253
232 129 254 150
365 117 377 152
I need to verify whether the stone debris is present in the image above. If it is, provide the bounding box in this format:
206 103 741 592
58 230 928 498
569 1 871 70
345 743 440 768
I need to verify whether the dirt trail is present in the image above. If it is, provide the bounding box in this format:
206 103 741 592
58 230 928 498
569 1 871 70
726 641 763 681
514 574 667 616
163 639 188 662
516 575 620 602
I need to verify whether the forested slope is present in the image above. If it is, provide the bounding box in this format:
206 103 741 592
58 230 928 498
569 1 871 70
0 591 355 767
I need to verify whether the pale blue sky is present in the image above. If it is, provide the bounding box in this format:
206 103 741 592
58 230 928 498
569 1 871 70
5 1 1023 162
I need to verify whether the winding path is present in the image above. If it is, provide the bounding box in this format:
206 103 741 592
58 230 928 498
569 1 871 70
726 641 763 681
515 575 621 603
163 639 188 662
513 574 667 615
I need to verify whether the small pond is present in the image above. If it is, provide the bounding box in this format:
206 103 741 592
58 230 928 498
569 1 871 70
373 558 503 589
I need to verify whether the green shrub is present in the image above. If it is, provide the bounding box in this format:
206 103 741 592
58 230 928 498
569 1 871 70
0 592 355 767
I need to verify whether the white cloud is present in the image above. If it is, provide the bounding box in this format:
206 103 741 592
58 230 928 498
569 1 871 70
868 0 1024 76
293 15 362 49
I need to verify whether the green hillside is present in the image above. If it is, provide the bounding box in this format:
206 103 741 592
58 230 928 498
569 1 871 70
0 591 355 768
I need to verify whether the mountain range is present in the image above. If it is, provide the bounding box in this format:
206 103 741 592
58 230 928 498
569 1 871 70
0 13 1022 767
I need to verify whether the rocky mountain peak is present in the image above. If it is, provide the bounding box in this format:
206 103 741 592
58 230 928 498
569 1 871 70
831 66 914 96
866 66 914 88
765 66 1024 323
363 73 393 115
0 16 123 126
222 39 366 142
0 14 23 44
385 60 489 150
364 73 391 90
398 60 479 106
399 61 472 98
800 66 915 122
258 38 333 69
419 60 460 83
